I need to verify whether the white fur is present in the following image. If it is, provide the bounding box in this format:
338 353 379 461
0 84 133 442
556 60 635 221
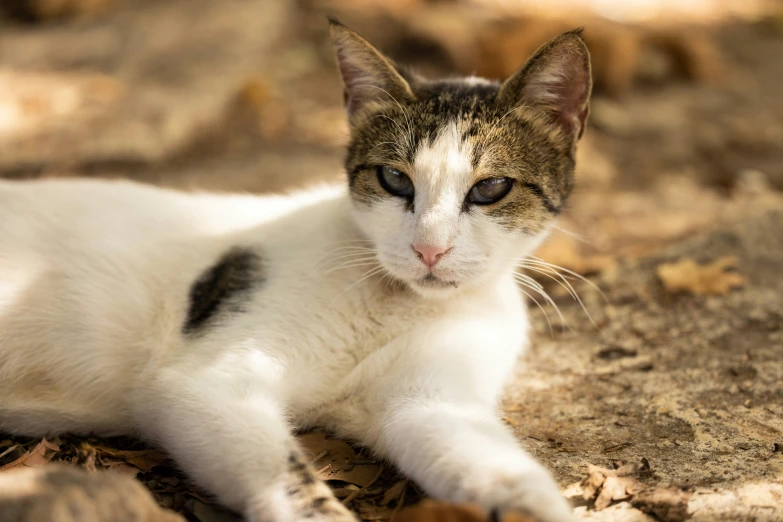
0 172 572 521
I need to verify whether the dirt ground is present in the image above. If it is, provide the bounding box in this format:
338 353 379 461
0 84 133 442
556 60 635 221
1 1 781 521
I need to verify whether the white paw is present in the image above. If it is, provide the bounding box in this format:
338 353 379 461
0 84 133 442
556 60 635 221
460 468 575 522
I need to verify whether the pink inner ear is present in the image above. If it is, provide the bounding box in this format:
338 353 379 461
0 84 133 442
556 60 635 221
520 48 590 138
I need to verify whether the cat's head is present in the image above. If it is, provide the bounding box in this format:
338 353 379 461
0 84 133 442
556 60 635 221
330 19 591 298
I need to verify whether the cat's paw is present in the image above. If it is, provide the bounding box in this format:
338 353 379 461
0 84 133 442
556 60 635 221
461 468 575 522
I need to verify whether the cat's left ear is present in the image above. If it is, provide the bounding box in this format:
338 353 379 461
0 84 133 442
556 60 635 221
498 29 592 141
329 18 414 120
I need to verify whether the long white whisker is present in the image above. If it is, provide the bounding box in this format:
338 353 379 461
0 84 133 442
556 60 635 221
519 263 598 330
513 274 567 329
516 285 553 336
480 105 525 153
518 263 578 301
550 224 592 244
367 86 414 153
527 256 607 301
325 259 380 274
313 247 375 267
370 114 406 137
331 265 386 304
319 252 377 267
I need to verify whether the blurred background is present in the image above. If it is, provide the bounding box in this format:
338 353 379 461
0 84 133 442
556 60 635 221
1 1 782 521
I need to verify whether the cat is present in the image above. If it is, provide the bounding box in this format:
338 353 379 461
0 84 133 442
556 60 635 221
0 18 591 522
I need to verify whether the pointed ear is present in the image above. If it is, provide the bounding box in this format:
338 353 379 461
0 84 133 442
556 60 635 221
498 29 592 141
328 18 414 119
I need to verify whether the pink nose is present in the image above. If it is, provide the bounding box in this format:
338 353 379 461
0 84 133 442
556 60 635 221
413 244 449 269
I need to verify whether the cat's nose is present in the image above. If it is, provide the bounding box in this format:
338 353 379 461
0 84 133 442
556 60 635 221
413 244 449 269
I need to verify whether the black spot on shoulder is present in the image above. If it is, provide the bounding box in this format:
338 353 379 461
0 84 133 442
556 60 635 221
183 247 262 334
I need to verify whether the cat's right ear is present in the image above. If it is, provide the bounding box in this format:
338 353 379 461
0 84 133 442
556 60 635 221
329 18 414 120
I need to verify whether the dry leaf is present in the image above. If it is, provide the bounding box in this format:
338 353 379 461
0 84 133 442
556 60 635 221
296 431 382 489
380 479 408 507
104 461 142 478
581 460 651 506
594 475 632 510
631 487 691 522
83 443 169 473
0 438 59 471
395 501 540 522
656 256 747 295
579 460 689 517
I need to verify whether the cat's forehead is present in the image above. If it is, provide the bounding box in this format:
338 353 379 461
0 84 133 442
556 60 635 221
407 78 505 142
354 77 517 171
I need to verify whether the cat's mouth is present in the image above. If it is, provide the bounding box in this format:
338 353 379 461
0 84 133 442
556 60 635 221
418 273 459 289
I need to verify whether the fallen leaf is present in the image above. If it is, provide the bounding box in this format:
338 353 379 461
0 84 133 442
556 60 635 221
578 460 689 518
296 431 382 490
595 475 632 510
0 438 59 471
0 445 19 460
631 487 692 522
380 479 407 507
656 256 747 295
83 443 169 473
104 461 142 478
394 500 540 522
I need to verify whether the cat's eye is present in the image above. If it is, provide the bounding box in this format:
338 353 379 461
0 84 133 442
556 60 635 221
468 177 513 205
376 166 414 199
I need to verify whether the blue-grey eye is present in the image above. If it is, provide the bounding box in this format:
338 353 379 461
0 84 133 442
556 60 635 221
376 166 414 199
468 177 513 204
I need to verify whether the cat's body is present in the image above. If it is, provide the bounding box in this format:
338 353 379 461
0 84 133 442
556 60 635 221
0 177 524 436
0 20 592 522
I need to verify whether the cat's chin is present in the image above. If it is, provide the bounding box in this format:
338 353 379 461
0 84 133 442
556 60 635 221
406 274 462 299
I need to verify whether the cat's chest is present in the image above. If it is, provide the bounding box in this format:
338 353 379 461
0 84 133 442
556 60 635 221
247 281 435 411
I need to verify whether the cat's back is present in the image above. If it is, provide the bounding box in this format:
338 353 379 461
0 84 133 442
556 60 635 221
0 177 302 243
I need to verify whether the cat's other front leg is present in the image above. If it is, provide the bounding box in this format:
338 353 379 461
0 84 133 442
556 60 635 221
133 357 356 522
363 319 574 522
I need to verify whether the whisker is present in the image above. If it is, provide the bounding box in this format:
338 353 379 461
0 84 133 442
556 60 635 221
325 259 380 274
519 262 598 330
517 263 579 301
550 224 592 244
314 246 375 265
513 274 567 329
368 86 414 154
515 285 553 336
372 271 394 294
330 239 376 246
331 265 387 304
527 256 607 302
318 251 377 267
480 105 526 153
370 114 407 138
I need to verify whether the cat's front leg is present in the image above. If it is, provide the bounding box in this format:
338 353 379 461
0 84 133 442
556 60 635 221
133 357 357 522
363 320 574 522
377 399 573 522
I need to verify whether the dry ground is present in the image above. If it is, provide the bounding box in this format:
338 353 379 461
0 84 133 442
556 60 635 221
1 1 782 521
